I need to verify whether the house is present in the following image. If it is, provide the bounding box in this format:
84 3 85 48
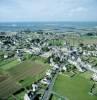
46 70 52 77
51 64 60 72
62 65 67 71
53 64 59 70
32 83 38 92
31 47 41 55
92 73 97 81
40 51 52 58
77 57 81 63
4 54 8 59
68 59 84 72
24 90 34 100
17 57 21 62
71 56 76 60
40 78 50 85
83 51 87 56
50 59 55 67
24 93 30 100
24 48 32 54
50 58 53 63
61 47 68 52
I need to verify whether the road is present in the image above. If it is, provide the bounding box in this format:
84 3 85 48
41 71 59 100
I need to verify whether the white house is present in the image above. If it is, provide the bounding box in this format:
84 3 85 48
62 65 67 71
31 47 41 54
40 78 50 85
46 70 52 76
40 51 52 58
50 58 53 63
24 48 32 54
17 57 21 62
61 47 68 52
32 83 38 92
50 61 55 67
24 93 30 100
4 54 8 59
71 56 75 60
68 59 84 72
77 57 81 63
53 64 59 70
92 73 97 81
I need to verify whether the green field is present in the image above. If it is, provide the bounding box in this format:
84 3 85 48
0 59 20 70
47 36 97 47
0 58 49 99
64 36 97 46
48 39 64 46
52 73 97 100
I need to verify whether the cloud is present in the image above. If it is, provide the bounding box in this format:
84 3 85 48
0 0 97 21
70 7 87 12
68 7 87 16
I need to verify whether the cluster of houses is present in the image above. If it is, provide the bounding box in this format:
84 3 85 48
24 54 67 100
24 46 69 100
24 42 97 99
83 50 97 57
0 31 97 99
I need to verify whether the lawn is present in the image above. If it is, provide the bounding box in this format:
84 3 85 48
52 73 97 100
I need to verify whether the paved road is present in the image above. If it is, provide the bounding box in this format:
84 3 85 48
41 71 59 100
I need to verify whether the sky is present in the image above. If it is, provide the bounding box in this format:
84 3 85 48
0 0 97 22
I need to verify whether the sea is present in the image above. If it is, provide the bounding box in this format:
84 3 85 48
0 22 97 32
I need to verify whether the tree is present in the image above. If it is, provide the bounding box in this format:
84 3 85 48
42 47 50 52
86 33 94 36
79 43 84 47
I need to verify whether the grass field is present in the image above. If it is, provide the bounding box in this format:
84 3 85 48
52 73 97 100
0 58 49 99
79 71 93 80
0 59 20 70
64 36 97 46
48 39 64 46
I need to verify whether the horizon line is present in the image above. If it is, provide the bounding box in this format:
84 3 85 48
0 21 97 23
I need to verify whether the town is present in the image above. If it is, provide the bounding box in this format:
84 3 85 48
0 29 97 100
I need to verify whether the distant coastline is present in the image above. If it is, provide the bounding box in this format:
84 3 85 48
0 21 97 32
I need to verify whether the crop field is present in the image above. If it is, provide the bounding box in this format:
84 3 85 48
52 73 97 100
0 59 49 99
0 76 22 99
